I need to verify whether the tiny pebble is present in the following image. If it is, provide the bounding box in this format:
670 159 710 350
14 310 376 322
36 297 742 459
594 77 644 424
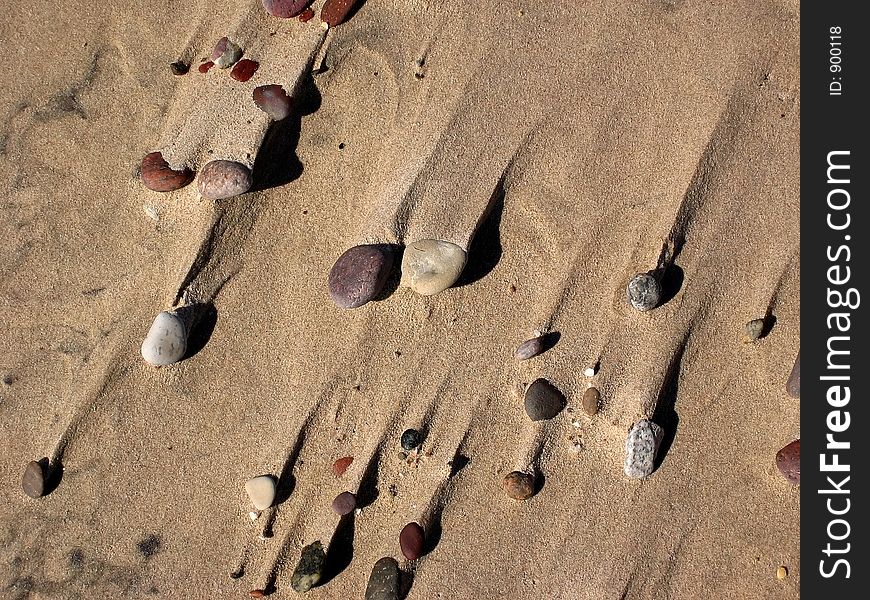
503 471 535 500
328 245 394 309
627 272 661 311
332 491 357 516
261 0 310 18
743 318 765 342
624 419 664 478
198 60 214 73
399 522 425 560
140 151 194 192
786 351 800 399
321 0 360 27
170 61 189 75
250 590 266 598
400 428 421 451
211 37 242 69
332 456 353 477
291 541 326 593
298 7 314 22
249 511 259 521
582 387 600 416
22 460 46 498
141 310 187 366
523 378 566 421
775 439 800 485
400 239 467 296
397 451 407 460
245 475 277 510
252 84 293 121
776 566 788 580
515 334 546 360
230 59 259 82
197 160 252 200
143 205 159 221
583 366 596 377
365 556 400 600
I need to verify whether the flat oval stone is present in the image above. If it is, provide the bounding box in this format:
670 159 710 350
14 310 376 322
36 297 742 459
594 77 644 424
230 59 259 82
141 311 187 366
198 61 214 73
400 428 421 451
170 61 189 76
502 471 535 500
365 557 400 600
627 272 661 311
523 378 566 421
332 491 357 515
624 419 664 479
321 0 360 27
140 152 194 192
298 7 314 22
211 37 242 69
22 460 45 498
582 387 600 416
333 456 353 477
253 85 293 120
291 540 325 593
776 439 800 485
261 0 311 18
515 335 545 360
197 160 252 199
400 239 467 296
328 245 394 308
399 522 424 560
786 351 800 398
245 475 276 510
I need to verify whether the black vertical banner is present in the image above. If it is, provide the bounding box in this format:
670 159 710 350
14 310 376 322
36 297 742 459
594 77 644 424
802 3 869 597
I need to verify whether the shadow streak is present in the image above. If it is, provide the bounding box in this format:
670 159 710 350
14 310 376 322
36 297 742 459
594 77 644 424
319 513 356 586
455 179 505 288
652 337 687 472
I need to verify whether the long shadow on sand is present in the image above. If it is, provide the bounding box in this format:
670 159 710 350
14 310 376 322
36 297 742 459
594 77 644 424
455 177 505 288
652 337 687 472
319 513 356 586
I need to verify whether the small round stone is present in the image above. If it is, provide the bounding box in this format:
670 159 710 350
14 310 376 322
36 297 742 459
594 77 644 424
261 0 311 18
170 61 189 75
582 387 600 416
776 566 788 580
624 419 664 479
245 475 277 510
332 491 357 516
583 366 597 377
365 557 400 600
333 456 353 477
198 61 214 73
250 590 266 598
627 272 661 311
22 460 46 498
140 152 194 192
502 471 535 500
197 160 253 199
230 59 260 82
321 0 360 27
523 378 566 421
328 245 394 309
775 439 800 485
400 428 421 451
786 351 800 399
400 239 467 296
141 310 187 366
253 85 293 121
399 522 424 560
211 37 242 69
515 335 545 360
743 318 765 342
291 540 326 593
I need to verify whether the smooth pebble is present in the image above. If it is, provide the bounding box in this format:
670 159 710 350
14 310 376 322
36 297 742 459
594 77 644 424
298 7 314 21
211 37 242 69
400 428 421 451
328 245 394 309
624 419 664 478
502 471 535 500
582 387 600 416
197 160 252 199
140 152 194 192
141 311 187 366
786 351 800 398
365 557 400 600
198 61 214 73
22 460 45 498
627 272 661 311
775 439 800 485
776 566 788 580
332 491 357 516
523 378 566 421
321 0 360 26
744 318 766 342
170 61 189 75
291 540 326 593
230 59 259 82
261 0 310 18
515 335 546 360
400 239 467 296
253 84 293 121
245 475 276 510
399 522 424 560
250 590 266 598
583 366 596 377
333 456 353 477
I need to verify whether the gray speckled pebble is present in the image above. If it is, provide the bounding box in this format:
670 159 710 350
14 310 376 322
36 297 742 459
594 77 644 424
291 541 326 593
627 272 661 311
515 335 546 360
365 557 400 600
197 160 252 200
786 351 800 398
624 419 664 478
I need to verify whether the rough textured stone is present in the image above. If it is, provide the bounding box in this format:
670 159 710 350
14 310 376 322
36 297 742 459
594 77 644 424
400 428 421 451
582 387 600 416
197 160 252 199
743 318 765 342
502 471 535 500
291 541 326 593
211 37 242 69
245 475 276 510
523 378 566 421
253 85 293 121
776 439 800 485
261 0 311 18
333 456 353 477
170 61 189 75
399 522 424 560
786 351 800 398
141 311 187 366
624 419 664 479
627 272 661 311
230 59 259 82
321 0 360 26
22 460 45 498
140 152 194 192
332 491 357 516
365 557 400 600
328 245 394 308
515 335 545 360
400 239 467 296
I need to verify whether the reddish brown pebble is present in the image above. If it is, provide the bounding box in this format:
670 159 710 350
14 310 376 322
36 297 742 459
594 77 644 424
140 152 194 192
503 471 535 500
250 590 266 598
230 59 259 82
261 0 311 18
328 245 394 309
786 351 800 398
252 85 293 120
333 456 353 476
776 439 800 485
321 0 360 27
198 61 214 73
197 160 252 199
22 460 46 498
582 387 600 416
332 491 357 516
299 7 314 22
399 522 424 560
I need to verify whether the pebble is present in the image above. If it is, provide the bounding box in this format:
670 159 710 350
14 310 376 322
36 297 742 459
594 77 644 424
198 61 214 73
583 366 597 377
332 491 357 516
743 318 765 342
22 460 45 498
252 84 293 121
400 428 421 451
261 0 310 18
321 0 360 27
399 522 424 560
230 59 259 82
211 37 242 69
333 456 353 477
139 151 194 192
365 557 400 600
170 61 189 75
627 272 661 311
141 310 187 366
523 378 566 421
502 471 535 500
624 419 664 478
776 566 788 580
250 590 266 598
328 245 394 309
775 439 800 485
400 239 467 296
197 160 252 199
245 475 277 510
515 335 546 360
582 387 600 416
298 7 314 22
786 351 800 398
291 540 326 593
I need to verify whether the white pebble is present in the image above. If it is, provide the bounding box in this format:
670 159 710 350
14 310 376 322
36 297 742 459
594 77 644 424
583 366 596 377
249 511 259 521
143 205 159 221
140 311 187 366
245 475 276 510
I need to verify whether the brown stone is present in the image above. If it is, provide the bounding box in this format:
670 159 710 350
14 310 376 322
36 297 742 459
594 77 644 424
776 439 800 485
197 160 252 199
321 0 360 27
328 245 394 309
298 7 314 22
261 0 311 18
331 491 357 516
252 85 293 120
582 387 600 416
250 590 266 598
140 152 194 192
198 61 214 73
22 460 46 498
230 59 259 82
333 456 353 477
398 522 424 560
503 471 535 500
786 351 800 398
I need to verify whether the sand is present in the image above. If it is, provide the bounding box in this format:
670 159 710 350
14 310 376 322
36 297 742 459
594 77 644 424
0 0 800 598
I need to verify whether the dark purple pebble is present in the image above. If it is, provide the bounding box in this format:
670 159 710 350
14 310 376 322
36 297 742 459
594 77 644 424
22 460 45 498
252 84 293 120
399 522 424 560
776 439 800 485
332 491 357 516
328 245 393 309
515 335 545 360
261 0 311 18
786 351 800 398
